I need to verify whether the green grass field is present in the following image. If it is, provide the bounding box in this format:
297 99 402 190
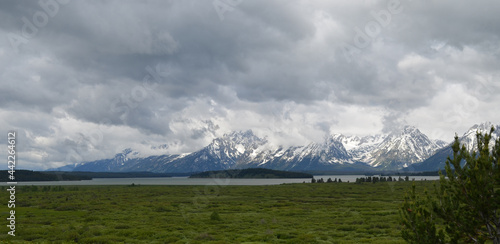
0 181 433 243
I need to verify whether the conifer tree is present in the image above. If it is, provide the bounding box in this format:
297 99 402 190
400 128 500 243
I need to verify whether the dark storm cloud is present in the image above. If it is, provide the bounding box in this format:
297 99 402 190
396 0 500 48
1 0 500 169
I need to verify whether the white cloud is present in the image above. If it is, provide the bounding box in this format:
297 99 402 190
406 83 496 141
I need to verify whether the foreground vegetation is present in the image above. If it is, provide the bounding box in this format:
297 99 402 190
0 181 433 243
400 128 500 243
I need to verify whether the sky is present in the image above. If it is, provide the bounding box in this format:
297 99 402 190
1 0 500 170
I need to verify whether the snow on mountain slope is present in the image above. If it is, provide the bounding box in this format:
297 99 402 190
368 126 444 169
459 122 499 151
433 139 448 148
53 125 461 173
156 130 271 172
212 130 267 162
411 122 500 172
60 148 143 172
237 134 353 171
332 134 387 163
331 126 445 170
290 135 352 164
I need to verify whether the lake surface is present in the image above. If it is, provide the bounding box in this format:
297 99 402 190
1 175 441 186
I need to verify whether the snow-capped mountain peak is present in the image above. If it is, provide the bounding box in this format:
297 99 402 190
115 148 141 162
460 122 499 151
401 125 418 134
411 122 500 172
367 125 444 168
330 125 445 169
224 130 267 151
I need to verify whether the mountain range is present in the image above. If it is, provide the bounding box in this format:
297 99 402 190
52 122 499 173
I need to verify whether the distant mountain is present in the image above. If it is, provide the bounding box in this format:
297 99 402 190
48 148 182 172
160 131 367 173
411 122 499 171
332 134 387 164
154 130 267 173
65 148 140 172
331 126 445 170
369 126 445 169
459 122 500 151
53 131 268 173
240 135 368 171
56 124 495 173
52 130 372 173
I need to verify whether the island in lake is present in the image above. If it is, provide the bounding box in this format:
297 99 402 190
189 168 313 179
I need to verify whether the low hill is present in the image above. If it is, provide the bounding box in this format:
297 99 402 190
45 171 188 179
189 168 313 179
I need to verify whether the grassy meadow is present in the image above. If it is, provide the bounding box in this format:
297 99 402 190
0 181 434 243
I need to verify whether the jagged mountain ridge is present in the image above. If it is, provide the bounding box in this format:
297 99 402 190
368 126 445 169
237 135 357 171
52 129 369 172
332 126 445 169
53 125 466 173
332 133 387 164
459 122 500 151
411 122 500 171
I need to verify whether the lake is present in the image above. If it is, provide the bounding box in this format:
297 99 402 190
1 175 441 186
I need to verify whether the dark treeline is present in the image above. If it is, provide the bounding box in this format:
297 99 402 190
311 177 345 183
0 170 189 182
0 170 91 181
355 176 412 183
190 168 313 179
310 176 416 184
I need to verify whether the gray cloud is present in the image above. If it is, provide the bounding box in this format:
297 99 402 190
1 0 500 169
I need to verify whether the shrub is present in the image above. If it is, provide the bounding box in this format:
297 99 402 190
210 211 221 221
